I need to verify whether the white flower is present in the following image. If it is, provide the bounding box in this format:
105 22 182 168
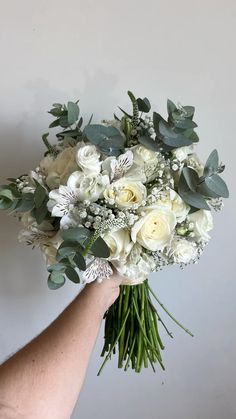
76 142 101 175
172 145 194 162
131 206 176 251
82 258 113 283
102 150 134 180
130 144 159 181
103 228 133 262
43 147 78 190
157 189 190 223
68 171 109 202
168 237 197 264
188 209 213 242
113 244 155 285
47 185 79 218
103 178 146 209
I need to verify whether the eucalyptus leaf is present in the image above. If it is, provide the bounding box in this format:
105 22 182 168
15 194 35 212
0 189 14 201
204 149 219 176
73 253 86 271
138 136 159 151
84 124 124 148
47 263 67 273
167 99 177 115
179 190 210 210
34 184 47 208
205 174 229 198
137 97 151 113
90 237 110 258
65 267 80 284
49 119 60 128
182 167 199 191
60 227 91 244
159 121 192 147
48 272 65 290
197 180 220 198
67 101 80 125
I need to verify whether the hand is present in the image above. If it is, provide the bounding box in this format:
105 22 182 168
82 272 123 315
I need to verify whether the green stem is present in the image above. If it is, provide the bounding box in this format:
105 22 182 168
97 307 130 376
147 284 194 337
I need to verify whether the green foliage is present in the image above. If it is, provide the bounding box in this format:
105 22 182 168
137 97 151 113
48 271 65 290
84 124 125 156
138 136 159 151
90 237 110 258
178 151 229 209
153 100 198 149
60 227 91 244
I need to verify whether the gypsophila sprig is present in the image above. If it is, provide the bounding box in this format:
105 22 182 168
0 91 229 375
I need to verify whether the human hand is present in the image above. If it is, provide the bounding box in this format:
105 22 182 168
82 272 123 316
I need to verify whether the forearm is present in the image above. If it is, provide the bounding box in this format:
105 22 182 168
0 276 120 419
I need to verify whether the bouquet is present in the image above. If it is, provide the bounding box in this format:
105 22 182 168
0 91 229 374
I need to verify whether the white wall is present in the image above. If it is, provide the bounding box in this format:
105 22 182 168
0 1 236 418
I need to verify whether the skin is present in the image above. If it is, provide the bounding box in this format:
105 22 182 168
0 273 122 419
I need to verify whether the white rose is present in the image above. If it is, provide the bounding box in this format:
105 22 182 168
131 206 176 251
68 170 109 202
172 145 194 162
113 244 155 285
76 143 101 175
169 237 197 264
103 178 146 209
188 209 213 242
103 229 133 262
45 148 78 190
157 189 190 223
130 144 159 181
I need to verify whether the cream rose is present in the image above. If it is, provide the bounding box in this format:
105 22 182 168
131 206 176 251
68 170 109 202
130 144 159 181
169 238 197 264
157 190 190 223
44 148 78 190
103 178 146 209
103 229 133 262
76 143 101 175
188 209 213 242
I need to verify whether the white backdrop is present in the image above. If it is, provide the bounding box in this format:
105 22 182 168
0 1 236 418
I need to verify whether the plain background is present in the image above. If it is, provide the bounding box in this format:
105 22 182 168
0 1 235 418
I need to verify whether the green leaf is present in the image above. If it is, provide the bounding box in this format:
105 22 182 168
84 124 124 148
179 190 210 210
172 118 197 130
57 247 77 261
47 263 67 273
159 121 192 147
0 189 14 201
48 272 65 290
182 167 199 191
32 198 49 224
15 194 35 212
48 108 63 117
34 184 47 208
167 99 177 115
153 112 166 134
178 172 210 210
183 106 195 118
65 267 80 283
137 97 151 113
73 253 86 271
90 237 110 258
67 101 80 125
197 180 219 198
138 136 159 151
205 174 229 198
204 149 219 176
56 129 81 138
60 227 91 244
49 119 60 128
